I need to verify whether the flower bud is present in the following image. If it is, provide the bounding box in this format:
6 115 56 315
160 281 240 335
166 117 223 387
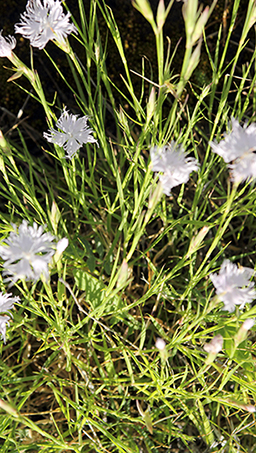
54 238 69 263
234 318 254 348
184 37 202 79
191 6 210 46
0 130 11 154
242 318 255 331
204 334 223 364
186 226 209 258
204 334 223 354
116 260 129 288
156 0 165 30
132 0 155 26
182 0 198 38
50 200 61 234
155 338 166 351
146 87 155 124
155 337 168 361
56 238 69 255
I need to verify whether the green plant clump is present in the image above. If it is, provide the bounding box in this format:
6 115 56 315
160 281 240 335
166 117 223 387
0 0 256 452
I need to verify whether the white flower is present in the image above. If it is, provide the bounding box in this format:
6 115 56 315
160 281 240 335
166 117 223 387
0 315 10 343
14 0 77 50
210 259 256 312
0 292 20 315
0 30 16 57
43 108 98 159
210 117 256 183
150 142 199 195
0 220 56 283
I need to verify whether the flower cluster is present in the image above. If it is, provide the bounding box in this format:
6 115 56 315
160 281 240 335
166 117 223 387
1 0 256 354
210 117 256 184
0 292 20 343
150 142 199 196
210 259 256 312
15 0 77 50
43 108 98 159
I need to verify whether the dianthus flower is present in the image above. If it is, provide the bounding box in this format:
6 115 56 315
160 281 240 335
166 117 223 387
150 142 199 196
0 30 16 58
15 0 77 50
43 107 98 159
0 315 11 343
0 292 20 315
0 220 56 283
210 117 256 184
0 292 19 343
210 259 256 312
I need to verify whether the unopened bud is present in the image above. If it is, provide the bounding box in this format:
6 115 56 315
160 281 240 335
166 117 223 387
156 0 165 30
116 260 129 288
191 6 209 46
248 3 256 31
56 238 69 254
95 44 100 63
228 400 256 413
50 200 61 234
0 130 10 153
155 337 168 361
148 180 163 210
0 398 19 417
186 226 209 258
234 319 254 348
244 405 256 413
182 0 198 37
118 106 129 134
204 334 223 364
54 237 69 263
204 334 223 354
132 0 155 26
242 318 255 331
184 37 202 79
155 337 166 350
146 87 155 124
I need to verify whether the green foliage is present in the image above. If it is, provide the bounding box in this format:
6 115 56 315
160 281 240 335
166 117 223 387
0 0 256 451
